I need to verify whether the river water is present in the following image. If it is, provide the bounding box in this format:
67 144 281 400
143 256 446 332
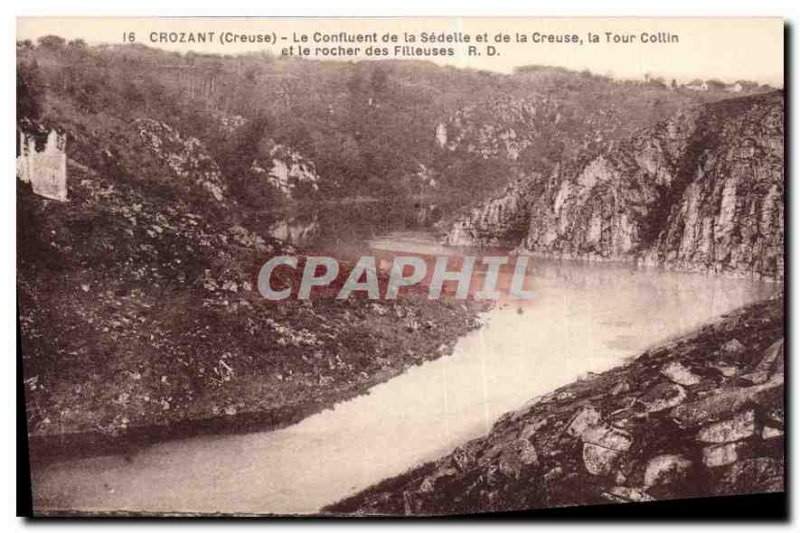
31 225 775 515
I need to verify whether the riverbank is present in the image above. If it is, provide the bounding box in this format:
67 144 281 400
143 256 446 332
26 301 477 462
18 175 483 465
326 295 784 515
23 294 482 465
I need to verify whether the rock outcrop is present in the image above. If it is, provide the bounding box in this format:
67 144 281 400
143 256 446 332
248 143 321 200
327 297 784 515
445 176 537 246
446 92 784 280
135 119 227 202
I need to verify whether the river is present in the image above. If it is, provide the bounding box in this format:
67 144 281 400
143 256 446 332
31 220 775 515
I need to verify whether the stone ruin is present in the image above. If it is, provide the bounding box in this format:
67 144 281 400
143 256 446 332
17 129 68 202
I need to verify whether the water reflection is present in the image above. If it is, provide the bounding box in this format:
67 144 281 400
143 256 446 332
266 200 447 248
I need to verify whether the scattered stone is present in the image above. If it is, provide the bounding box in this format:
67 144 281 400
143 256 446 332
516 439 539 466
710 362 740 378
697 410 756 444
419 466 457 493
581 424 632 452
609 417 637 432
764 407 784 427
738 339 783 385
754 339 783 372
661 361 701 386
497 438 538 478
601 486 655 503
583 443 621 476
519 419 546 441
702 442 746 468
451 445 475 472
718 457 783 495
643 454 693 487
419 477 435 493
555 391 575 401
637 382 687 413
609 380 631 395
671 381 781 427
722 339 746 357
762 426 783 440
543 466 564 484
565 405 602 438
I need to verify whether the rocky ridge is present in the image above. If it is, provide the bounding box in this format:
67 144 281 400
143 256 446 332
446 92 784 280
327 297 784 515
248 143 321 200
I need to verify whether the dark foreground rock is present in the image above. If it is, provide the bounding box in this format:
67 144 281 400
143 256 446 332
326 296 784 516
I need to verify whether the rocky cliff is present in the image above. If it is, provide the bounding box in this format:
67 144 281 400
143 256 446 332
446 92 784 280
248 143 321 200
327 296 784 515
446 176 538 246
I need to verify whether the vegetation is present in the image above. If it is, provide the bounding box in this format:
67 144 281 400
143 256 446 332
17 37 748 210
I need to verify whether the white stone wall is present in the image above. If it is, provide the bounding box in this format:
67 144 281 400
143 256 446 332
17 129 67 202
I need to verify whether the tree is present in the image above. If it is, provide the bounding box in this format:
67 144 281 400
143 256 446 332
17 61 43 123
37 35 66 50
370 65 388 95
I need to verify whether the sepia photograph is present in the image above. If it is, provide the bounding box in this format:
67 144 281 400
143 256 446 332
15 15 785 518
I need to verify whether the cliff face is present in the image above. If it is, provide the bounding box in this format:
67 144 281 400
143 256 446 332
437 97 570 162
328 297 784 516
248 143 321 200
643 94 784 277
135 118 228 203
445 176 538 246
446 92 784 280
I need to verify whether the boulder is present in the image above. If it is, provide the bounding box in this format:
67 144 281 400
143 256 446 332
583 443 621 476
671 381 782 427
451 445 475 472
702 442 746 468
661 361 702 386
718 457 783 495
637 382 687 413
609 380 631 395
497 438 538 478
601 486 655 503
738 339 783 385
581 424 633 452
722 339 746 357
696 410 756 443
565 405 602 438
643 454 694 487
710 362 740 378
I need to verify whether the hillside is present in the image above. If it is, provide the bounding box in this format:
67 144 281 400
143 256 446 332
17 113 479 459
327 297 784 515
17 38 740 209
446 92 784 280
